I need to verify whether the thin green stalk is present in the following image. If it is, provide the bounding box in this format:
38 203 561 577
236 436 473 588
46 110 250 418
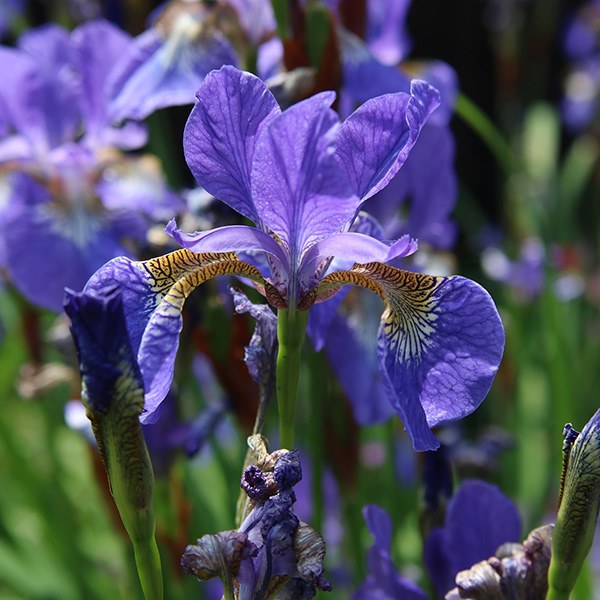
454 93 516 175
308 349 326 534
276 308 309 449
222 576 235 600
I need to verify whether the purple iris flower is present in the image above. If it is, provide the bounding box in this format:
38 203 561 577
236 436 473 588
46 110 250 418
481 237 545 301
108 0 241 122
339 6 459 248
308 1 460 428
353 504 428 600
0 20 181 310
423 480 522 597
356 481 521 599
84 65 504 451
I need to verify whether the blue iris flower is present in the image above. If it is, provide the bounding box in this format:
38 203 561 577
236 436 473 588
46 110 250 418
0 20 182 310
83 65 504 451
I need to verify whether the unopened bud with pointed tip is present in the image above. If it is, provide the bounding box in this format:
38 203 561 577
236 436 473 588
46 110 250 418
64 287 163 600
547 409 600 600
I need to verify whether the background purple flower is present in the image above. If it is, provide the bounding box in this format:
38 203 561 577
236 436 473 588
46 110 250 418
0 20 182 310
353 504 428 600
423 479 522 597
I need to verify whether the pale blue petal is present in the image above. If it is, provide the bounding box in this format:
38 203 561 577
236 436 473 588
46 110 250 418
71 19 136 147
301 232 416 276
109 27 238 122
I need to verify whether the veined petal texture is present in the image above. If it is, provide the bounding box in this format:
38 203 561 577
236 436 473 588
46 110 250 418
84 249 265 422
252 92 358 261
184 65 280 222
336 79 440 202
315 264 505 451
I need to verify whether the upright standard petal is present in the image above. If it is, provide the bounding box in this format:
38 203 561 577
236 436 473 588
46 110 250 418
252 92 358 262
314 264 505 451
367 124 458 249
0 45 76 157
367 0 412 65
72 20 134 146
336 80 440 202
184 66 280 222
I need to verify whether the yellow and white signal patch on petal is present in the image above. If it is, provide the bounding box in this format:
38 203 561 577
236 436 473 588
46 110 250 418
313 261 505 451
313 262 444 363
364 266 442 363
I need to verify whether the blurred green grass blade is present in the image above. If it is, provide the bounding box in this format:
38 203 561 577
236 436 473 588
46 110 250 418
454 93 516 175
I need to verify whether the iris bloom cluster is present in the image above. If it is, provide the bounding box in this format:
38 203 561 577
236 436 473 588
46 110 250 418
83 64 504 451
0 20 181 310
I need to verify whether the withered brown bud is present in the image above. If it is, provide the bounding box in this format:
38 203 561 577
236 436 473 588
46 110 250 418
445 524 553 600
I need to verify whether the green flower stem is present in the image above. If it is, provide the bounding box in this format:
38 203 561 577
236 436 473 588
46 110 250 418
222 576 235 600
102 410 163 600
276 308 309 449
546 588 570 600
308 349 326 534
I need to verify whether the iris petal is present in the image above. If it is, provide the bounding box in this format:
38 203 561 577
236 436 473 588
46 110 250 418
109 27 237 122
336 79 440 202
314 263 505 450
252 92 357 259
301 231 416 280
184 65 280 222
84 249 266 422
165 220 289 271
